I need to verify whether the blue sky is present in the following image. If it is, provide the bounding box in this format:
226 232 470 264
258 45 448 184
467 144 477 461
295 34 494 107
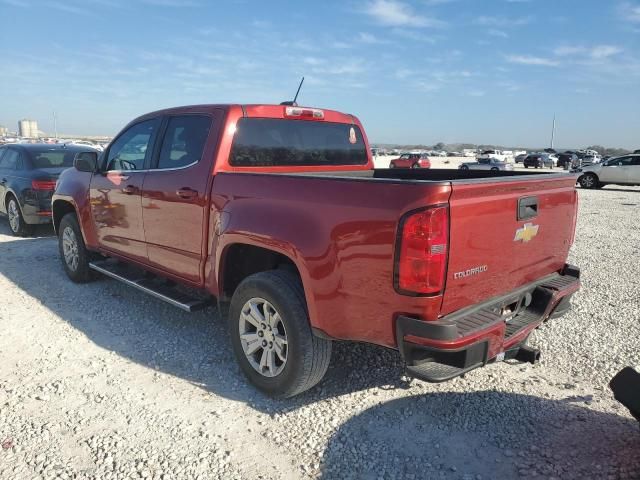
1 0 639 148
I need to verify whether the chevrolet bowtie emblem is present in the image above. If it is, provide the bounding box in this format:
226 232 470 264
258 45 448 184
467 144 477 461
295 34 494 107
514 223 539 243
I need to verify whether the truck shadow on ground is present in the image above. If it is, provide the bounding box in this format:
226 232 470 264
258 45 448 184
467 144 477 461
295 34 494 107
319 392 640 479
0 220 410 413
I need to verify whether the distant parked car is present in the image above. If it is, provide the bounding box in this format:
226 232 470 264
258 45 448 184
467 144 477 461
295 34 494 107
557 152 578 169
447 151 461 157
515 153 527 164
459 158 514 171
634 149 640 154
389 153 431 169
0 144 85 235
524 153 554 169
575 154 640 189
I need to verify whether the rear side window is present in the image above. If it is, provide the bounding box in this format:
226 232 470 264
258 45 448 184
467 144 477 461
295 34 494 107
0 149 19 169
229 118 368 167
157 115 211 170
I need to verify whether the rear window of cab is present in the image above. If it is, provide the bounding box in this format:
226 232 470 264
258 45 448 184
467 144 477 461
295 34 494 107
229 118 368 167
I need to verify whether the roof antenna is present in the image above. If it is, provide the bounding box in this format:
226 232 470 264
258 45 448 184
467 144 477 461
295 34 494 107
280 77 304 106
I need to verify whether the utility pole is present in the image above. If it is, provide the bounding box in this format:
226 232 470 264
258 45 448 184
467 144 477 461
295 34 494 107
550 114 555 149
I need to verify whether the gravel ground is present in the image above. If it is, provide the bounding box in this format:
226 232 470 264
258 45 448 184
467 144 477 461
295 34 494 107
1 185 639 480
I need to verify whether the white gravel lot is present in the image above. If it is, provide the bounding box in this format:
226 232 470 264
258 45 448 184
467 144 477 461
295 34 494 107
1 185 639 480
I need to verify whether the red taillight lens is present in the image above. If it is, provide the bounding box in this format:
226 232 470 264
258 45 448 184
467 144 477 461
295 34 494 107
396 206 449 295
31 180 56 191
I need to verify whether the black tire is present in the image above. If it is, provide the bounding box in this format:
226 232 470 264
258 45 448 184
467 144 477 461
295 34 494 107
389 162 395 169
228 270 332 398
524 165 529 169
411 163 420 169
490 167 499 172
579 173 599 189
58 213 95 283
5 196 33 237
460 165 469 170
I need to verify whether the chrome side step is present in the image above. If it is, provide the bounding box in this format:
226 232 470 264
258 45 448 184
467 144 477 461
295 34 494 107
89 260 211 312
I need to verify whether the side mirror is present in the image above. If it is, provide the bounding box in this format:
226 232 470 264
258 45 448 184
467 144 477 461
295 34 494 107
74 151 98 173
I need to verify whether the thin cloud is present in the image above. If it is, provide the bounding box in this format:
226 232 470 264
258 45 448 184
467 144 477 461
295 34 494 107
364 0 445 27
618 2 640 23
554 45 623 59
487 29 509 38
357 32 391 44
506 54 559 66
474 15 533 27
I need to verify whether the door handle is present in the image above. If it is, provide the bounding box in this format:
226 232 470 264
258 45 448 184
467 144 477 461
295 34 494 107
176 188 198 199
122 185 138 195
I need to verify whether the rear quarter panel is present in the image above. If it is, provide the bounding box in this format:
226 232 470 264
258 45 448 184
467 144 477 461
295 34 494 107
210 173 451 347
52 168 98 247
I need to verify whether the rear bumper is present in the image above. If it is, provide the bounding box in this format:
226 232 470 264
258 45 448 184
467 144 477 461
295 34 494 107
396 264 580 382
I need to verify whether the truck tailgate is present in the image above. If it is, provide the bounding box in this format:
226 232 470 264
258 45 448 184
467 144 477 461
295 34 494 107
440 175 578 316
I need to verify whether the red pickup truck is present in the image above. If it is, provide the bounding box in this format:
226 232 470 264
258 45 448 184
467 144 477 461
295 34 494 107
52 103 580 398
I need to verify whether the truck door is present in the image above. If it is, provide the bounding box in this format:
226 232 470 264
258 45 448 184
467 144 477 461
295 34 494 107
141 112 221 284
89 118 160 263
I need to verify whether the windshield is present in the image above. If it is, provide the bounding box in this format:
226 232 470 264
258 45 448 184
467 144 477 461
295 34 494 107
230 118 368 167
29 149 76 168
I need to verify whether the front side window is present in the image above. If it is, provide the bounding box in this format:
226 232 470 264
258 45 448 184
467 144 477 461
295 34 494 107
607 156 632 166
105 119 158 171
229 118 368 167
156 115 211 170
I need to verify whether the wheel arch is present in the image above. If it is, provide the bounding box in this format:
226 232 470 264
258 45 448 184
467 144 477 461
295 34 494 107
218 242 304 303
52 199 78 235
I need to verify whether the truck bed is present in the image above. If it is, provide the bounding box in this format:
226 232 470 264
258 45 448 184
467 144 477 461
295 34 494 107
212 168 578 348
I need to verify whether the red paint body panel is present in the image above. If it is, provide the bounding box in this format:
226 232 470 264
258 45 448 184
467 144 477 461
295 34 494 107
52 103 579 358
442 177 578 315
210 173 451 347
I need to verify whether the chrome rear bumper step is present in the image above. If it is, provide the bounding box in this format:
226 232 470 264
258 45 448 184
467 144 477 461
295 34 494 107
89 260 211 312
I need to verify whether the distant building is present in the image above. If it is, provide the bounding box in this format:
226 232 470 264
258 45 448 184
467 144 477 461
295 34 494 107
0 126 7 137
18 119 38 138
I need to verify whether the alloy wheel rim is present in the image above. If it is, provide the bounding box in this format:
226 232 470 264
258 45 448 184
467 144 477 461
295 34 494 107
582 176 594 187
238 297 288 378
7 201 19 232
62 227 80 271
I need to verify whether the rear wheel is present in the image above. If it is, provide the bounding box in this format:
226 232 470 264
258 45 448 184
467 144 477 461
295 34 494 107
460 165 469 170
389 162 396 168
579 173 599 189
490 167 499 172
411 163 420 169
6 196 33 237
228 270 332 398
58 213 95 283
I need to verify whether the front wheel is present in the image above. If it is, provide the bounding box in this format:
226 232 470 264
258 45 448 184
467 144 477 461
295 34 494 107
58 213 95 283
524 165 529 169
490 167 499 172
6 197 33 237
579 173 599 189
389 163 396 169
460 165 469 170
228 270 332 398
411 163 420 169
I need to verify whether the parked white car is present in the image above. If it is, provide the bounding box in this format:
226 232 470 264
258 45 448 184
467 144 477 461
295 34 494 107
576 154 640 189
459 158 514 171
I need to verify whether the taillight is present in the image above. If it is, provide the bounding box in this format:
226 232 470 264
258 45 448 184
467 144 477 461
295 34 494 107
31 179 57 191
396 206 449 295
284 106 324 120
